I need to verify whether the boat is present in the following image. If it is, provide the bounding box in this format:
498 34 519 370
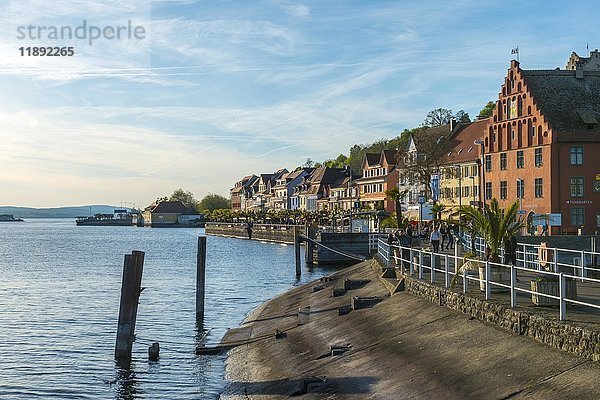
76 209 134 226
0 214 24 222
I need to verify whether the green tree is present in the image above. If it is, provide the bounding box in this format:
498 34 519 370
169 189 198 209
198 193 230 212
385 186 408 228
430 203 446 221
479 101 495 118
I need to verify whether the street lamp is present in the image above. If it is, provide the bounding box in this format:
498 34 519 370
456 165 462 236
474 139 485 209
469 176 476 207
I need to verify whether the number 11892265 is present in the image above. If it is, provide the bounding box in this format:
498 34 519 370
19 47 75 56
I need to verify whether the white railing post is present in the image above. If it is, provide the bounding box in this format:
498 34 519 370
559 273 566 321
553 248 558 273
444 254 449 288
510 264 517 307
485 260 491 300
462 262 468 294
431 253 436 283
581 250 587 279
409 248 414 275
419 250 424 280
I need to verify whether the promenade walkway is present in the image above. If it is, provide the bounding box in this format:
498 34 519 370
221 260 600 399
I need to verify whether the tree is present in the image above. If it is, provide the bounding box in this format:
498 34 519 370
460 199 524 262
304 158 314 168
169 189 198 209
198 194 230 212
454 110 471 123
385 186 408 228
430 203 446 221
423 108 454 127
398 127 451 199
424 108 471 127
479 101 495 118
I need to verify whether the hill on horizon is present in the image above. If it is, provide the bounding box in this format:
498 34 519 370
0 205 125 219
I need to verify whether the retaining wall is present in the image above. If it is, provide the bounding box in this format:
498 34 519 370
376 259 600 362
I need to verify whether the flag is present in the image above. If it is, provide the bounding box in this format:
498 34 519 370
511 47 519 54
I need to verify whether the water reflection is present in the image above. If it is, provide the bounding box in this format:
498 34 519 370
114 363 140 400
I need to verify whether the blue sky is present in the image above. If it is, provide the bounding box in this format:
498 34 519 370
0 0 598 207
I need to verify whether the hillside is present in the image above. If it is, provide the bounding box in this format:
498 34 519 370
0 205 122 219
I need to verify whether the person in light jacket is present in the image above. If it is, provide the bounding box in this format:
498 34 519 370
430 226 441 253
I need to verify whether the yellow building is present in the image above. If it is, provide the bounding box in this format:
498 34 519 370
438 118 490 217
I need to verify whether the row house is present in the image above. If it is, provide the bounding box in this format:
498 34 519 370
438 118 489 212
355 150 399 212
229 175 258 211
270 168 313 210
482 60 600 234
328 175 359 211
247 169 288 210
292 166 351 211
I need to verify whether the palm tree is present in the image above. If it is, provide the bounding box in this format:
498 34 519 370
460 198 524 263
430 203 446 222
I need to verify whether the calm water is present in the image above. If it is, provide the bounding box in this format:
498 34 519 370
0 219 332 399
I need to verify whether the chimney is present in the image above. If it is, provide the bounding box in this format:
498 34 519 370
449 118 457 131
576 63 584 79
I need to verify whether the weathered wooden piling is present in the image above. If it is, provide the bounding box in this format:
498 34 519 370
305 225 316 268
294 226 301 277
148 342 160 361
115 250 145 364
197 236 207 321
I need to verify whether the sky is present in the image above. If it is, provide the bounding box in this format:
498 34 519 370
0 0 598 208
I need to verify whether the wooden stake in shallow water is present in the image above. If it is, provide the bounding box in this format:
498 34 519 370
115 250 145 365
294 226 301 277
197 236 207 321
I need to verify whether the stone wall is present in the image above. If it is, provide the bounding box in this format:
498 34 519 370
381 260 600 361
205 222 297 244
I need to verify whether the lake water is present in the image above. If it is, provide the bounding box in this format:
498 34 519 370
0 219 333 399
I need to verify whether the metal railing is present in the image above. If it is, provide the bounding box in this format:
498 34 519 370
377 238 600 321
461 232 600 279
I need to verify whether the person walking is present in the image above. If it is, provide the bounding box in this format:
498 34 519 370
446 223 454 250
440 223 448 250
430 225 441 253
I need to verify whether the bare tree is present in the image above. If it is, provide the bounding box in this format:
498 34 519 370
423 108 454 127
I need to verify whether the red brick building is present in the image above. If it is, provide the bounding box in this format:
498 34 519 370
482 60 600 234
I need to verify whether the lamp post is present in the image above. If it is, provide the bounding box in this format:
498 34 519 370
474 139 485 209
456 165 462 236
469 176 476 207
348 175 353 233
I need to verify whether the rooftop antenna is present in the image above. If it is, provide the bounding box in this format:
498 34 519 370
587 43 589 57
511 46 519 62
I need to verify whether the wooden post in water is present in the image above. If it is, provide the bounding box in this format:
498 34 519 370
305 225 316 268
197 236 207 321
294 226 301 277
115 250 145 365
